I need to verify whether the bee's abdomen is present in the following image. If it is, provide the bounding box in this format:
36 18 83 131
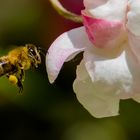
0 60 16 76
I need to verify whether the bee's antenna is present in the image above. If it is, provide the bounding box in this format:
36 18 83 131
38 47 46 56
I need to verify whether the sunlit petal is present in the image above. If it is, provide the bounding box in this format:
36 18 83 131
73 60 120 118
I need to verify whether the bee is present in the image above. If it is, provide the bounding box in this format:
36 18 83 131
0 44 44 94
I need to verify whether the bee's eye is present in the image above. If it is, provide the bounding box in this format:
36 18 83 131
29 49 36 56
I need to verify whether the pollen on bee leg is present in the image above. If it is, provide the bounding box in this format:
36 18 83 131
9 75 18 85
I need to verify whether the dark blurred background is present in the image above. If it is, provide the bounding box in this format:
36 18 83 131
0 0 140 140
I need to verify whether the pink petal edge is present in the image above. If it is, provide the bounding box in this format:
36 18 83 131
82 13 126 49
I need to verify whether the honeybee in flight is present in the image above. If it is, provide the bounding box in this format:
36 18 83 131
0 44 44 94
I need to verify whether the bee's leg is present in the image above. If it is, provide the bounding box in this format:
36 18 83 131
16 62 25 81
17 78 23 94
31 60 38 68
6 73 22 94
20 69 25 82
16 69 25 94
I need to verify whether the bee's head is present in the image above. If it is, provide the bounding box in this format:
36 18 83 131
26 44 42 67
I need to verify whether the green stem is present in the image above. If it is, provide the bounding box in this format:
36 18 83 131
49 0 83 23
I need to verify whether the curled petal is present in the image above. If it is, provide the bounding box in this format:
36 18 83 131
46 27 92 83
83 0 108 9
73 60 120 118
127 0 140 36
73 51 134 118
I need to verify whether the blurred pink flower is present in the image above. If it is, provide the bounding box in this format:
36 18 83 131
46 0 140 118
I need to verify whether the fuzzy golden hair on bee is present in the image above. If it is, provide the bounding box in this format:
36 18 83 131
0 44 44 94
